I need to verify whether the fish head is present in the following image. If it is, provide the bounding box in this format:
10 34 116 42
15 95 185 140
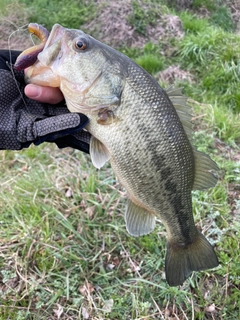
25 24 126 114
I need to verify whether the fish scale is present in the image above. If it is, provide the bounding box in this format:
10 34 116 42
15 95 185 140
20 23 219 286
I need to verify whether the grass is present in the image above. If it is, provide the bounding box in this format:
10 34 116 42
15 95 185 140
0 142 239 319
18 0 96 30
0 0 240 319
127 0 163 35
177 15 240 113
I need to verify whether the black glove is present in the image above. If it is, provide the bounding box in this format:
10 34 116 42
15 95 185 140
0 50 90 153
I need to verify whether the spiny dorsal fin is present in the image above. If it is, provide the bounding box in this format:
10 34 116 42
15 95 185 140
125 199 156 237
193 148 219 190
90 136 110 169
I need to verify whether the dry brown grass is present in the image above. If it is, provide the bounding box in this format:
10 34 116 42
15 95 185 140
0 1 33 50
226 0 240 33
157 65 194 84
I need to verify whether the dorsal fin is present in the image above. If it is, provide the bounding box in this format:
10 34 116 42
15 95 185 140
165 86 219 190
166 86 193 143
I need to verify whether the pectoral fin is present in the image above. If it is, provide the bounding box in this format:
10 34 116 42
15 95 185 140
90 136 110 169
125 199 156 237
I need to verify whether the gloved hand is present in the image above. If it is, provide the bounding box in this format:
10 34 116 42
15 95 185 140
0 50 90 153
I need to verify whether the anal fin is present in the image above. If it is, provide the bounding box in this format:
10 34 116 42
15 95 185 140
125 199 156 237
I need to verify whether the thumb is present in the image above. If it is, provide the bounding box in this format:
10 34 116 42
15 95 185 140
25 84 64 104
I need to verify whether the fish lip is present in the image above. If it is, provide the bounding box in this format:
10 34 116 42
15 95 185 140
44 24 66 50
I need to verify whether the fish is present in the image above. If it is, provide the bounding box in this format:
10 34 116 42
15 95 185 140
17 23 219 286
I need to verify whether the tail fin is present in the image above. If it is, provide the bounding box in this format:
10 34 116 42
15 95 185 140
165 232 219 286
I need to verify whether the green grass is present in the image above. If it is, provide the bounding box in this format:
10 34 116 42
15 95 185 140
192 0 217 12
18 0 96 30
135 53 164 73
179 11 210 34
127 0 163 35
1 0 240 319
0 141 239 319
168 0 235 32
210 5 234 31
176 26 240 113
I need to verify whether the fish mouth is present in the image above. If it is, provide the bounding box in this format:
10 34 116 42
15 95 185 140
43 24 66 50
24 24 66 86
35 24 67 69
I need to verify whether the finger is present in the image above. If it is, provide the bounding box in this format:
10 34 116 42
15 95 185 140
24 84 64 104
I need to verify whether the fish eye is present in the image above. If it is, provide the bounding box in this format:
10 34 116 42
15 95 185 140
74 38 87 50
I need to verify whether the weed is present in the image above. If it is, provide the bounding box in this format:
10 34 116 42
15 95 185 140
127 0 161 35
19 0 96 30
178 26 240 112
213 104 240 144
179 11 210 34
210 5 235 31
192 0 217 11
179 27 227 65
136 53 164 73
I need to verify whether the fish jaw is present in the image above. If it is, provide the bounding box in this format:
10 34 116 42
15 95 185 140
25 61 61 87
24 24 67 87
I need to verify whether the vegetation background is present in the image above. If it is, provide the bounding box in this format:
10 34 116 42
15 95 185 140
0 0 239 319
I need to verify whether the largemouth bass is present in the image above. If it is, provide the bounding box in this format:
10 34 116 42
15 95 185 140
18 24 219 286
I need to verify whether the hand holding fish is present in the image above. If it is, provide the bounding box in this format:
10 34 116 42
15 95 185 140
0 49 90 152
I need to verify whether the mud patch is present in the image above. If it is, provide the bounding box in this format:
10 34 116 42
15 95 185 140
82 0 184 48
157 65 194 84
146 14 184 44
226 0 240 33
215 138 240 162
228 183 240 216
0 257 21 295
